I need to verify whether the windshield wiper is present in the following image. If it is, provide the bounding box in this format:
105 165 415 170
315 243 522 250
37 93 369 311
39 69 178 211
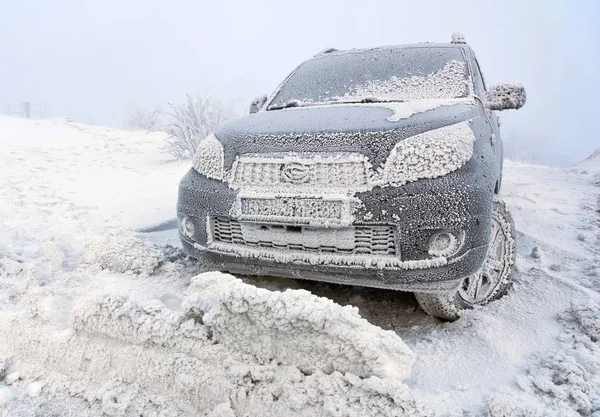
358 97 405 104
268 97 406 110
268 100 302 111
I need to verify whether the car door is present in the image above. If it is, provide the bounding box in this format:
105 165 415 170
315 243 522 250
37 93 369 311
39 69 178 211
468 49 503 191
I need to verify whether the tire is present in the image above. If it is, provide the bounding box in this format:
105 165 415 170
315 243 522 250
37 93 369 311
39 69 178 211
415 197 516 321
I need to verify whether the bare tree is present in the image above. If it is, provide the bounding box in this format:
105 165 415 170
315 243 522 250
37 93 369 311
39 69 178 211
164 94 235 159
125 103 165 131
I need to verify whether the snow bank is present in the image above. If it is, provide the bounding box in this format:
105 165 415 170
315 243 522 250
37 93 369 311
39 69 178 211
575 148 600 171
82 235 163 275
71 295 212 353
184 272 415 379
0 273 424 416
488 301 600 416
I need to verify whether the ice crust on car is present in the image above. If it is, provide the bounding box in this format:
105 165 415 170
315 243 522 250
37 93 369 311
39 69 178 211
336 60 471 103
203 122 477 192
485 83 526 111
262 60 475 122
203 240 448 270
383 121 476 186
379 97 474 122
192 133 225 180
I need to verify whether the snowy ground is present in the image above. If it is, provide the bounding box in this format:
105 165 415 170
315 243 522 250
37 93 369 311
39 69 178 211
0 115 598 416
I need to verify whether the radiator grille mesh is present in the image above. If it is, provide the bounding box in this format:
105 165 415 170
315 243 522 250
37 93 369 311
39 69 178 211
211 217 396 256
232 158 369 187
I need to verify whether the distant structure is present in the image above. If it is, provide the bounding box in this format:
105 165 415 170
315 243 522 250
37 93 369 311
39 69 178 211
5 102 46 119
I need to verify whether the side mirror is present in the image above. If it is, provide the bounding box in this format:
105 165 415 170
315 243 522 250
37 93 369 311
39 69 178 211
485 83 526 111
249 95 268 114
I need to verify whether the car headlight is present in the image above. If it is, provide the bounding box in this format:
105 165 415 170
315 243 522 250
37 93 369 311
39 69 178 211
192 133 225 180
382 121 476 186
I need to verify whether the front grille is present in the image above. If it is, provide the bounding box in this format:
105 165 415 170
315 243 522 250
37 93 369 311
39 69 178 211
211 217 396 256
232 154 369 187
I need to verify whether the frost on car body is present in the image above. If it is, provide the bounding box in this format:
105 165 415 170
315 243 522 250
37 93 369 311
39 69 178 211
177 35 526 317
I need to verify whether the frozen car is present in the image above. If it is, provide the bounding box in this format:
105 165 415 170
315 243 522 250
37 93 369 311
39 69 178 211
177 34 526 320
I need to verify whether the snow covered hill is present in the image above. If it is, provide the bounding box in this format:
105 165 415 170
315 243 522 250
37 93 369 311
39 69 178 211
576 148 600 171
0 116 598 416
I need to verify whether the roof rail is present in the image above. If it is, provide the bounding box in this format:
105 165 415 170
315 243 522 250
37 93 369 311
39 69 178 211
314 47 338 57
451 32 467 44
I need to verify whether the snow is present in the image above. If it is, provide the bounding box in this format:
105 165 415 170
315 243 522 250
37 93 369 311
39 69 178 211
451 32 467 44
382 121 476 186
206 240 448 270
185 272 414 379
0 115 599 416
380 97 474 122
192 133 226 180
335 60 472 103
27 381 44 397
485 82 527 111
5 373 20 386
576 148 600 171
266 59 476 123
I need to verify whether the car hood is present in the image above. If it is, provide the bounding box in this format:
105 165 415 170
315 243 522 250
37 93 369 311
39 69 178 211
216 101 481 168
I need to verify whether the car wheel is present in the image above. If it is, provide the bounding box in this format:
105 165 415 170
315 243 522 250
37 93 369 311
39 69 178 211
415 198 516 321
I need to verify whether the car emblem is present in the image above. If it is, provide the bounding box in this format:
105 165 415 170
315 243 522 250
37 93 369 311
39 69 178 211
281 163 311 184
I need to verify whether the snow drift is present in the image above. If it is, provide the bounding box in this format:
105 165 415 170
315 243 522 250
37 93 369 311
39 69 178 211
184 272 414 379
1 116 599 416
0 271 422 416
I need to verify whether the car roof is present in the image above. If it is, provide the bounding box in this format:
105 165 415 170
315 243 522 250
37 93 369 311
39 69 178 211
312 43 471 60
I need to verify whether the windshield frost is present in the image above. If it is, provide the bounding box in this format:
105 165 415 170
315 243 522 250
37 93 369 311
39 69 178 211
268 47 471 110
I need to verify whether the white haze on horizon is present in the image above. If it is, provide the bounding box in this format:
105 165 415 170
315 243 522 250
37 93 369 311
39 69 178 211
1 0 598 165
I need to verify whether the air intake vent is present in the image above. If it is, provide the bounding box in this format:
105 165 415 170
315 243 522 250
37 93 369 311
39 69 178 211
211 217 396 256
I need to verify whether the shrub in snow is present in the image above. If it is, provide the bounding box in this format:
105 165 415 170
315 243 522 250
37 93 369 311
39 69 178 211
164 94 235 159
124 103 165 132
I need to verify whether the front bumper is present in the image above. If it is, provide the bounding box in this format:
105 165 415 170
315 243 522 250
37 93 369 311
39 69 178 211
180 234 487 292
177 147 496 291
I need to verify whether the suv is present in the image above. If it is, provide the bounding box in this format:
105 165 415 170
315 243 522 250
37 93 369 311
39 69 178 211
177 34 526 320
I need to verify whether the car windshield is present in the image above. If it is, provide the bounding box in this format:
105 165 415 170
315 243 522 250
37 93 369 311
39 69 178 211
268 47 471 110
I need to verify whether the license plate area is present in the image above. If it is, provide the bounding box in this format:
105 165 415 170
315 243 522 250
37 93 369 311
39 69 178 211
238 196 349 226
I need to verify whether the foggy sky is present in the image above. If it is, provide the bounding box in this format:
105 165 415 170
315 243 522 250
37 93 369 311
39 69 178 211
1 0 598 165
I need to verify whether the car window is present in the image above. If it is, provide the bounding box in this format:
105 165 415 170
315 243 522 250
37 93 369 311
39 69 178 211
472 55 487 91
268 47 472 109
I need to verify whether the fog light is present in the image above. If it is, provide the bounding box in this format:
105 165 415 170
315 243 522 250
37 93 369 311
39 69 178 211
428 230 463 257
181 216 195 238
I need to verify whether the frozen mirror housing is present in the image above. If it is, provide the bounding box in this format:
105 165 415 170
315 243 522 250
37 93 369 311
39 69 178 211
249 95 267 114
485 83 526 111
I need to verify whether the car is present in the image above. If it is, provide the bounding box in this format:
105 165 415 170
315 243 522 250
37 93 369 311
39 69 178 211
177 33 526 320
